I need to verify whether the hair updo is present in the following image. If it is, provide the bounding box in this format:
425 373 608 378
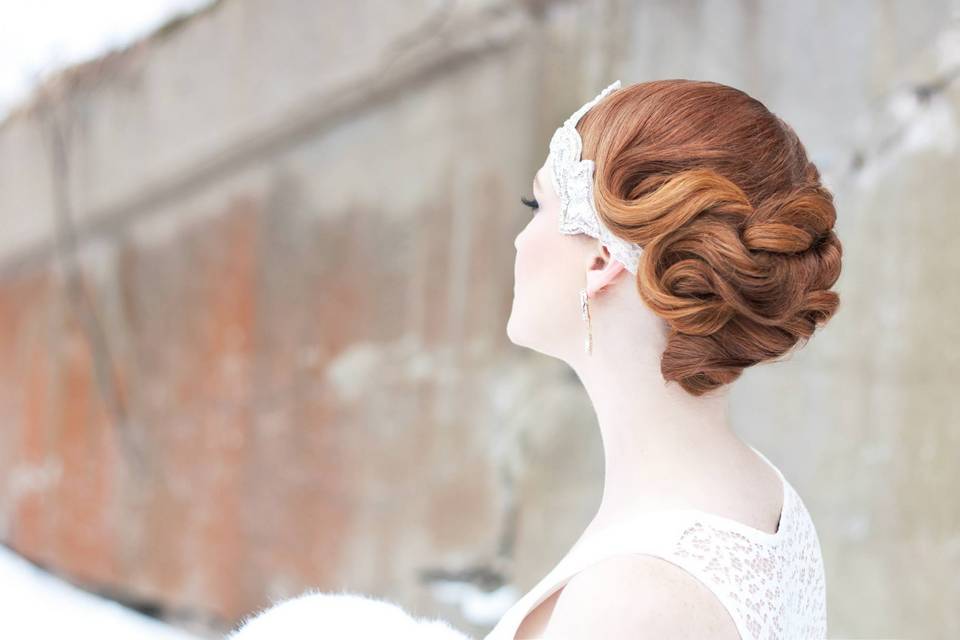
577 79 842 397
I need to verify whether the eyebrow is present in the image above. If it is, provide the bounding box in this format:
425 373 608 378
533 172 541 192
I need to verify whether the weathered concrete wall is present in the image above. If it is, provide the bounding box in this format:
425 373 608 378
0 0 957 637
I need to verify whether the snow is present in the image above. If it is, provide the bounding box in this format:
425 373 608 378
0 0 217 122
0 544 204 639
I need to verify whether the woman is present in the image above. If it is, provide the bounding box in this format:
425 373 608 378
492 79 839 639
229 78 838 640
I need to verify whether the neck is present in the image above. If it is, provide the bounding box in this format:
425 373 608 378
567 280 746 523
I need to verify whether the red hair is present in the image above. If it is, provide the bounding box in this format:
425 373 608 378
577 79 842 396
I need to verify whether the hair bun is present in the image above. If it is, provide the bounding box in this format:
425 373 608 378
576 79 843 396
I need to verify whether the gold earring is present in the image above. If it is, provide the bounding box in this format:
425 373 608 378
579 288 592 354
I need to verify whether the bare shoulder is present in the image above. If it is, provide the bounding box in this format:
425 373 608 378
541 554 741 640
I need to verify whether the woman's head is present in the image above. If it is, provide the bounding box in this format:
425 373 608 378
507 79 842 397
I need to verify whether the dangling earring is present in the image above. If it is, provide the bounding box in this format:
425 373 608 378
579 288 592 354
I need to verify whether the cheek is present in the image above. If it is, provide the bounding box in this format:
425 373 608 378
515 218 551 282
512 216 585 345
516 213 583 287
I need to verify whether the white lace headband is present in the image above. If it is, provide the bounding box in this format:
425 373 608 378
547 79 643 275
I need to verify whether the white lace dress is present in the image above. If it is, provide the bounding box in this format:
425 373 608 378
484 445 827 640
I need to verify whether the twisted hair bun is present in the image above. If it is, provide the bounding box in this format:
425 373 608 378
578 80 842 397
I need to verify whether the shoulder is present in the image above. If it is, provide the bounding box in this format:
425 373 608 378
542 554 741 640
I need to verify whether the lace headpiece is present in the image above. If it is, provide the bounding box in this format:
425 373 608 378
547 79 643 274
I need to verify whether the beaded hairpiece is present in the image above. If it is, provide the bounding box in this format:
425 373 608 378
547 79 643 274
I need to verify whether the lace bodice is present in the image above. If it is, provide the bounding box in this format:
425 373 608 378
485 446 827 640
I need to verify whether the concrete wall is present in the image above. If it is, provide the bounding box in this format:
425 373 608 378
0 0 956 637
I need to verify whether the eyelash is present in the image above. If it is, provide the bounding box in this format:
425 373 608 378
520 195 539 212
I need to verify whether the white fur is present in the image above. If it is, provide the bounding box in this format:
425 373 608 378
227 589 474 640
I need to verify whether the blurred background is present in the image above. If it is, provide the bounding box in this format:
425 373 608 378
0 0 958 638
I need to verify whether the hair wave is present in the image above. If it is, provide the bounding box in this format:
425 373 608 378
577 79 842 397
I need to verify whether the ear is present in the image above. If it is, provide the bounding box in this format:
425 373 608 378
584 242 625 296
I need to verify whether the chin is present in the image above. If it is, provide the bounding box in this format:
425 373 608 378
505 309 525 347
505 313 518 345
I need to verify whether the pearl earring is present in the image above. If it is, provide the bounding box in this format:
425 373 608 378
579 288 592 354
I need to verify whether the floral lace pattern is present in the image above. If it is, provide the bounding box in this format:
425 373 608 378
670 482 827 639
547 79 644 275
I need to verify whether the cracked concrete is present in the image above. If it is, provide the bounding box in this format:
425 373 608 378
0 0 957 638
